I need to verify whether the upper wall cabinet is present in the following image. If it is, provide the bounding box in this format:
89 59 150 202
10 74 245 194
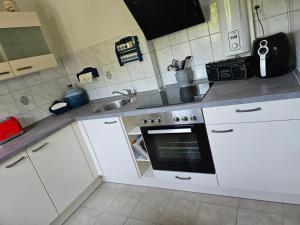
0 12 57 80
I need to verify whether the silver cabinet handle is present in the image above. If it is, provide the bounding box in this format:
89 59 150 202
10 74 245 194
236 107 261 113
6 156 26 169
211 129 233 133
0 71 10 75
32 143 49 153
17 66 33 71
175 176 192 180
148 128 192 134
104 121 117 125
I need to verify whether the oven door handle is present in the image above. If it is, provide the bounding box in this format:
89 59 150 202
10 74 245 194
147 128 192 134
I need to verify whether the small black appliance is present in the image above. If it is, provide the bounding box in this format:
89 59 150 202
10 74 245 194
251 32 296 78
205 57 253 81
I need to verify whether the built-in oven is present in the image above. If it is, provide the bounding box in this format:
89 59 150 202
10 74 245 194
140 110 215 174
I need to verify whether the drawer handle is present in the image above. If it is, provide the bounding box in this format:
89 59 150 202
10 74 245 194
32 143 49 153
236 107 261 113
0 71 10 75
104 121 117 125
211 129 233 133
175 176 192 180
6 156 26 169
17 66 33 71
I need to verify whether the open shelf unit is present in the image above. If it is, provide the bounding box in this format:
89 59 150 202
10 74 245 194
121 116 154 178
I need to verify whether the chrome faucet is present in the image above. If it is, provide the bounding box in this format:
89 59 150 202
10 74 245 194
112 89 134 101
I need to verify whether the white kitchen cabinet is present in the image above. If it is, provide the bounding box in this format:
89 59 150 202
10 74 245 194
0 12 57 79
206 120 300 195
83 117 139 183
0 152 58 225
27 125 94 213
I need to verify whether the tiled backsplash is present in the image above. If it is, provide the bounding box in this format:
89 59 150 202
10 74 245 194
0 0 294 127
0 60 69 127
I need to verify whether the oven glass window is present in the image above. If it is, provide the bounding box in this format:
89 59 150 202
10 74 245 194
150 133 201 162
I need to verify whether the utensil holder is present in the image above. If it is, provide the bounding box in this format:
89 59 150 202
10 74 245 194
175 69 193 86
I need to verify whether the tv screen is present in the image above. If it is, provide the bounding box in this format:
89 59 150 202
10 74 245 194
124 0 206 40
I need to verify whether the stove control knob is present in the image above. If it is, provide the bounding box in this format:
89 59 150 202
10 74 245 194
142 119 147 124
182 116 189 121
149 119 154 123
173 117 180 122
190 116 197 121
156 118 161 123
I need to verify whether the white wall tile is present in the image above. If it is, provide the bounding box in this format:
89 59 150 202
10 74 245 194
134 29 152 53
210 33 225 61
146 77 159 90
132 79 149 92
62 52 86 75
43 80 64 101
169 30 189 45
255 13 290 37
291 0 300 11
0 94 20 117
190 36 213 65
93 42 111 66
81 46 98 67
156 47 173 73
291 10 300 71
172 42 192 61
105 38 119 64
96 87 110 98
29 85 51 107
0 81 10 96
39 69 57 82
153 36 171 50
207 2 220 34
119 81 134 92
161 71 177 86
127 61 145 80
193 65 208 79
6 77 26 92
58 76 71 91
93 75 107 88
20 109 42 127
102 64 118 85
253 0 288 20
141 53 156 76
11 88 37 113
107 84 121 95
39 103 52 119
23 72 42 87
187 23 210 40
113 63 131 83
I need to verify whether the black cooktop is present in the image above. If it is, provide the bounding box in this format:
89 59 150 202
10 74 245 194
137 83 212 109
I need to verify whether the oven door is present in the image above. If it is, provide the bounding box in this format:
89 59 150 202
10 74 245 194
141 124 215 174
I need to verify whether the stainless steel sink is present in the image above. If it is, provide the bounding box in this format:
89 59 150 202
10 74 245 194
93 98 133 113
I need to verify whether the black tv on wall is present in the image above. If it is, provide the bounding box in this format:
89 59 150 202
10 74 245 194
124 0 206 40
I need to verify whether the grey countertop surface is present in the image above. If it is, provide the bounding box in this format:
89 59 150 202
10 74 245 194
1 72 300 164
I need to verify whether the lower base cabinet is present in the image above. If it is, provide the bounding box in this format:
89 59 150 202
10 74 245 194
206 120 300 195
27 125 94 213
0 152 58 225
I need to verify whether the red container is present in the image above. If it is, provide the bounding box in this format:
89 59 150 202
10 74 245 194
0 117 23 144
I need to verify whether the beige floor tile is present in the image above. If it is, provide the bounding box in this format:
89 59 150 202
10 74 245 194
144 187 173 198
172 190 201 202
159 198 200 225
237 208 283 225
284 215 300 225
283 204 300 217
239 199 282 214
106 190 143 216
99 182 127 190
84 188 120 211
123 184 148 193
63 206 102 225
95 212 127 225
195 203 237 225
125 218 157 225
130 193 170 222
197 194 239 207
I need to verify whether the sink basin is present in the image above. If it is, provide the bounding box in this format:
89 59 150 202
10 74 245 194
93 98 133 113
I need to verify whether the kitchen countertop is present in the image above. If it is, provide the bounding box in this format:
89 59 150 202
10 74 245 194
1 71 300 164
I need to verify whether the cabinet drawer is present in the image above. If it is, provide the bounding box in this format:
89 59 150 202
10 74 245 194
0 62 14 81
203 98 300 124
10 54 57 76
153 170 218 187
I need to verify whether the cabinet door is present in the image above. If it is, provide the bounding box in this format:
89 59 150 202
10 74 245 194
27 125 94 213
206 120 300 195
0 62 14 81
83 118 139 183
0 152 58 225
